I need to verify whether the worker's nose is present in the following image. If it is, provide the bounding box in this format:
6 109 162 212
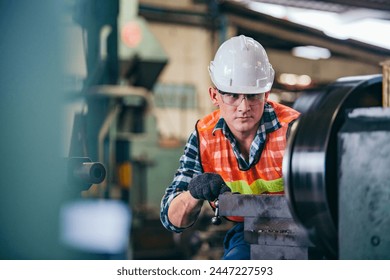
237 95 250 111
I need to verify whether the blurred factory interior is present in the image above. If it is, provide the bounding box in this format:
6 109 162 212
0 0 389 260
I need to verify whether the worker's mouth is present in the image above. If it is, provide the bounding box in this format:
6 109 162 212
236 116 252 120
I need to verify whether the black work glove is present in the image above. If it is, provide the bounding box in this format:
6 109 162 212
188 173 231 201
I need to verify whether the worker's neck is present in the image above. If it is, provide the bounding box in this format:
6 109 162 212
231 130 257 162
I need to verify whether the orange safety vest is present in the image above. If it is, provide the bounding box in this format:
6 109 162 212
196 101 300 222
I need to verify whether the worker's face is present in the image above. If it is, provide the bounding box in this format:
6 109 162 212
209 87 269 136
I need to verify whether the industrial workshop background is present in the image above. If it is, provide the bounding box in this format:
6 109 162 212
0 0 389 260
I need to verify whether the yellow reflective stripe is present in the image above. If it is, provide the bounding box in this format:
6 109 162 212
226 178 284 194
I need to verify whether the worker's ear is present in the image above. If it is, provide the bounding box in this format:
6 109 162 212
264 91 270 101
209 87 219 107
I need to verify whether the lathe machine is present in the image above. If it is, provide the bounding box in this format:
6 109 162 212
218 74 390 260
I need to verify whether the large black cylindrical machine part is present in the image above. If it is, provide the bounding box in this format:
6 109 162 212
283 75 383 259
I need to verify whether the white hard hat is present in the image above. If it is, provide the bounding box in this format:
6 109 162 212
208 35 274 94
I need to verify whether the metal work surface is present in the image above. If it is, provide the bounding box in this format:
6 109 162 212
283 75 383 258
244 217 311 247
338 107 390 259
219 193 312 259
218 193 292 218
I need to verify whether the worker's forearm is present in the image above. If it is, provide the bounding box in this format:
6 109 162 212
167 191 203 228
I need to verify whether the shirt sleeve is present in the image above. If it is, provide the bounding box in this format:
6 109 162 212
160 130 203 233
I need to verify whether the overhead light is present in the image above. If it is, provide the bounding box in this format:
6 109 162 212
297 75 312 86
292 45 331 60
278 73 312 87
246 2 287 18
279 73 297 86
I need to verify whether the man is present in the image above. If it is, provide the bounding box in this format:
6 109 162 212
160 35 300 259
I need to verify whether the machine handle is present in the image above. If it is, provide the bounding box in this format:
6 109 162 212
68 157 106 190
211 199 222 225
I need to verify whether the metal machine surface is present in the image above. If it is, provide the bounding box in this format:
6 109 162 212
219 194 313 259
284 74 382 259
219 75 387 259
338 107 390 259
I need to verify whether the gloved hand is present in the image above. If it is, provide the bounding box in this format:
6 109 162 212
188 173 231 201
